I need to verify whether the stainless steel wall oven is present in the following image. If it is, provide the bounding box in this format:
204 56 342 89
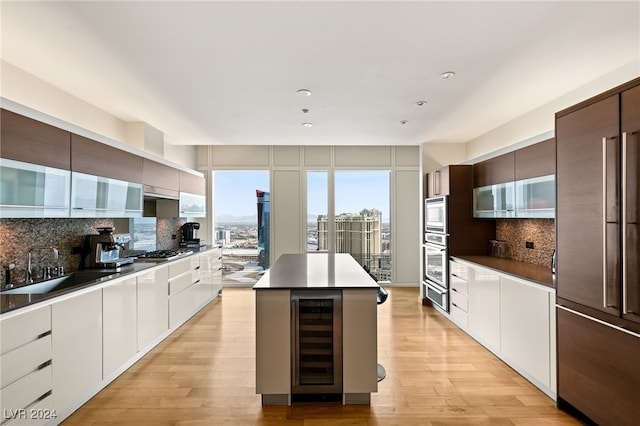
423 195 450 312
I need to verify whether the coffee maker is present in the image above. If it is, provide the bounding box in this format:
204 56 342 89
180 222 201 248
82 227 134 269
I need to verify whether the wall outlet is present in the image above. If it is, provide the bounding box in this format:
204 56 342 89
525 241 534 249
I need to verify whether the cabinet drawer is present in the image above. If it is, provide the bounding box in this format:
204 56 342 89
1 334 51 389
1 306 51 353
450 261 468 280
451 290 468 313
169 272 194 296
450 276 468 296
169 285 199 328
4 395 53 426
450 304 468 329
168 257 192 279
0 365 52 415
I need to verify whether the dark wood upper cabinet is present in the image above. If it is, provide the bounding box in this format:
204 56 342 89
514 138 556 180
143 158 180 197
426 166 450 197
473 152 515 187
1 109 71 169
71 134 143 183
426 165 495 255
179 170 205 196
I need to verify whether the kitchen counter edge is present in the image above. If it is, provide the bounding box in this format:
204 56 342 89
452 255 555 289
0 245 221 316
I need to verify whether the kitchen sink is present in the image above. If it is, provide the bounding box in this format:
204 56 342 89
1 271 117 294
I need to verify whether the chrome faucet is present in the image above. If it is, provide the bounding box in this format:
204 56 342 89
26 246 59 284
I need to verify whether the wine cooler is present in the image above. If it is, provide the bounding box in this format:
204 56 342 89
291 290 342 395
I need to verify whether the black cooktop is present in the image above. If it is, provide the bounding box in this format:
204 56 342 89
135 249 192 261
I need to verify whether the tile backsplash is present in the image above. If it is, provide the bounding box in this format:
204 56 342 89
496 218 555 268
0 217 186 286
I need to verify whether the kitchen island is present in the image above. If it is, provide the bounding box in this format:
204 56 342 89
253 253 379 405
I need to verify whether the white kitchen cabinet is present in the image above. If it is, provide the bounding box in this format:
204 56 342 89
449 260 469 329
0 305 53 425
500 276 552 388
51 288 102 415
137 265 169 351
449 258 557 399
168 255 214 329
467 268 501 352
255 288 291 402
200 247 223 297
103 276 137 379
342 288 378 401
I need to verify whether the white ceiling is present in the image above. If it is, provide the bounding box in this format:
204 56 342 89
2 1 639 146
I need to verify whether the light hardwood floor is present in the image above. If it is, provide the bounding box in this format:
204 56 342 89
63 287 581 425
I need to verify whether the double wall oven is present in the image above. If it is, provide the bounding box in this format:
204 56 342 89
423 196 449 312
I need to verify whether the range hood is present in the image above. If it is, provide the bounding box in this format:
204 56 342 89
143 184 179 200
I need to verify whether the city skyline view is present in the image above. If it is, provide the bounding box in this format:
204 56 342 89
214 170 390 223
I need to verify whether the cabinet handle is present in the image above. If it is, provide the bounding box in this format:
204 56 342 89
434 170 440 195
602 137 608 309
621 132 639 314
452 302 458 308
622 132 628 314
602 136 621 309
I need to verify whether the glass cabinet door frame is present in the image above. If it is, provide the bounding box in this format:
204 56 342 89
0 158 70 218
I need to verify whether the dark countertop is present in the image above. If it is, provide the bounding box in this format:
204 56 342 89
452 255 555 288
253 253 379 290
0 246 221 315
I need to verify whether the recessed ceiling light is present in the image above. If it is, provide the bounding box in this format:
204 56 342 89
440 71 455 79
296 89 312 96
302 122 313 127
399 120 408 125
415 101 427 107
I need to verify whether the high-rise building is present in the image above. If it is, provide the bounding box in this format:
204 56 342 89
256 190 270 269
215 227 231 245
317 209 382 272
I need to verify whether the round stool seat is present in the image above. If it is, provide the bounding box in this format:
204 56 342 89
377 363 386 382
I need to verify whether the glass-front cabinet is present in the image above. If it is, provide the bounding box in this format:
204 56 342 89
474 175 555 219
473 182 515 218
71 172 143 218
0 158 70 218
179 191 206 217
514 174 555 218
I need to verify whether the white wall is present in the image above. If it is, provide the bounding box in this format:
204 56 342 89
463 60 640 163
204 145 421 286
1 60 198 169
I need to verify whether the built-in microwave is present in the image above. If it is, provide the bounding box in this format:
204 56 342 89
425 196 448 235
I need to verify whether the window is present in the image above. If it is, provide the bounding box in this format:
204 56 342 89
214 171 269 286
306 171 328 252
306 170 391 282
